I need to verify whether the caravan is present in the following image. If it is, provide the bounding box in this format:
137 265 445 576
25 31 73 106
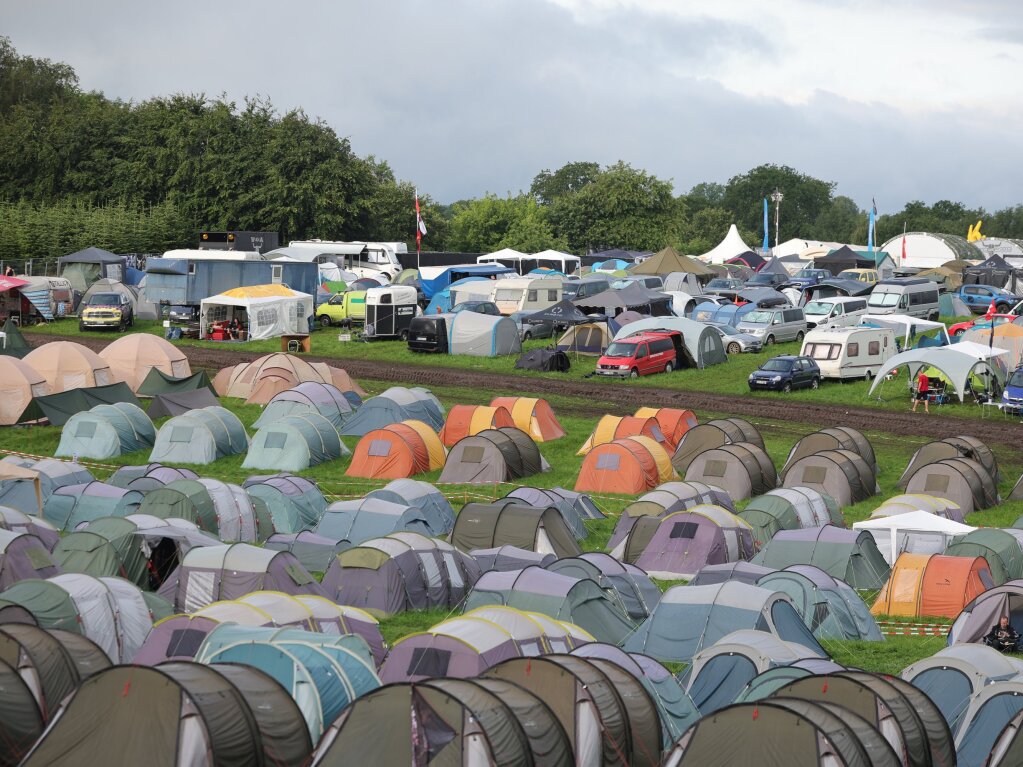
867 279 941 320
490 277 563 315
800 326 897 380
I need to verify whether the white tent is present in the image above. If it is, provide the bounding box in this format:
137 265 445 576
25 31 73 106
877 232 980 270
695 225 754 264
199 286 313 340
860 314 951 346
447 311 521 356
868 345 1009 401
853 510 975 564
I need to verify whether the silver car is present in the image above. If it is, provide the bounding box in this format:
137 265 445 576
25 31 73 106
708 322 763 354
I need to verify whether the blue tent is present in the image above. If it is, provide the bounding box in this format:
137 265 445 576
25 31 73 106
339 387 444 436
420 264 515 299
424 276 492 314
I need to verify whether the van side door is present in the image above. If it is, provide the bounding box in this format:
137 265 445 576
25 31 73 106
634 342 653 374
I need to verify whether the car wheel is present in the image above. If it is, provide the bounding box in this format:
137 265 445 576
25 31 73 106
664 361 674 374
523 331 532 341
864 370 873 381
782 382 792 393
795 331 804 343
399 329 409 341
78 322 85 332
319 315 332 328
954 328 966 337
630 368 639 379
997 303 1010 314
811 377 820 390
727 342 741 355
765 335 776 345
118 320 126 332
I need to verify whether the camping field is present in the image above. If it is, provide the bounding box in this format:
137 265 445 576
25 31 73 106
5 330 1023 673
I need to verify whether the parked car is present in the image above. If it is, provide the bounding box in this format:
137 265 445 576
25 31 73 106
1002 366 1023 415
595 331 682 378
837 268 879 285
748 355 821 392
509 311 555 341
788 268 833 288
611 276 665 291
745 272 790 289
949 314 1018 336
168 305 198 324
562 277 611 301
704 278 745 295
707 322 763 354
451 300 502 316
79 292 134 331
317 291 366 326
736 307 808 345
956 284 1023 314
868 279 940 320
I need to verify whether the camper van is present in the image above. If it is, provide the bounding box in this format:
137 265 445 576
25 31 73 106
490 277 563 315
316 290 366 326
285 240 404 281
802 296 869 330
800 326 897 380
736 307 808 345
867 279 940 321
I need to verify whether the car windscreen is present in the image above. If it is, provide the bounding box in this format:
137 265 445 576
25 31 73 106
748 274 775 284
604 341 638 358
761 358 794 372
804 301 835 315
715 324 740 334
1009 370 1023 387
88 293 121 305
743 311 773 324
868 292 900 307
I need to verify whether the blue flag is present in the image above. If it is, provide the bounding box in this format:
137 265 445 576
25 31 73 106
867 207 875 254
762 197 769 250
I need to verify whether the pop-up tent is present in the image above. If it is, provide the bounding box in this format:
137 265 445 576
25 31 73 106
200 284 314 340
446 311 522 356
149 405 248 464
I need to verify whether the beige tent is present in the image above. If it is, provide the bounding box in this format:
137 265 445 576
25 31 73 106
0 357 49 425
22 342 113 393
100 334 190 392
213 353 365 403
632 246 715 277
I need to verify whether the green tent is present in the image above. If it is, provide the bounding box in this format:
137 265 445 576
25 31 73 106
24 383 140 427
149 406 248 464
0 318 30 359
136 368 215 397
945 528 1023 585
55 402 155 460
52 518 147 585
242 413 348 472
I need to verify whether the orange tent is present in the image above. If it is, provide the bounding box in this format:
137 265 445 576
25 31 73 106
438 405 514 447
634 407 698 450
577 415 665 455
575 437 661 495
871 553 993 618
490 397 566 442
346 420 446 479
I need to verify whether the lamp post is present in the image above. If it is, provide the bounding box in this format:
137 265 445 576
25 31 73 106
770 189 784 251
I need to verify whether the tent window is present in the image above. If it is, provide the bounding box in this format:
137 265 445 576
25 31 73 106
702 459 727 478
264 432 288 449
285 563 314 585
596 453 620 470
75 421 98 438
368 439 392 457
25 547 55 570
408 647 452 677
171 426 194 443
802 466 827 484
461 446 485 464
925 474 950 493
670 522 699 539
167 628 206 657
256 308 279 327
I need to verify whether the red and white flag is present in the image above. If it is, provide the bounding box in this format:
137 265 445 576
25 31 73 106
415 189 427 253
901 234 907 261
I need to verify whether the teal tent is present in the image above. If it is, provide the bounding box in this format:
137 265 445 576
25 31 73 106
149 406 248 464
242 413 348 472
55 402 155 460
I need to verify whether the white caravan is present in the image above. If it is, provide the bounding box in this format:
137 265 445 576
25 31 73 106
800 326 897 380
490 277 563 315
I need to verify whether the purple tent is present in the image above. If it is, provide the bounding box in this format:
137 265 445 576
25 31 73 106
0 529 61 589
107 463 199 492
0 507 60 550
253 381 357 430
471 545 556 573
132 614 221 665
607 482 734 553
265 530 344 572
631 507 757 579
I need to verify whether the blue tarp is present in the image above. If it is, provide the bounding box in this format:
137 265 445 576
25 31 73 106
420 264 515 300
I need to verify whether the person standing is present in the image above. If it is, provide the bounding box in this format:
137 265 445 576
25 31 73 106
912 371 930 413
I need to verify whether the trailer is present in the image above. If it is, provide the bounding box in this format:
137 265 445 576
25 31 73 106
143 256 319 307
364 285 419 340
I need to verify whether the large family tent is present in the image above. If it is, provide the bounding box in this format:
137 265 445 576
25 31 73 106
869 344 1008 402
157 543 324 612
314 497 436 545
242 412 346 471
904 457 997 514
136 478 271 542
0 528 61 588
489 396 565 441
252 381 359 430
20 662 312 767
199 284 313 339
106 463 198 492
752 526 891 590
446 310 522 356
438 404 514 446
339 386 444 436
57 247 123 293
347 420 445 479
853 510 976 564
548 552 662 621
0 574 167 662
22 341 113 393
871 553 993 618
321 532 481 617
622 506 757 579
782 427 877 479
757 566 883 641
556 320 614 354
634 406 698 450
900 435 999 489
614 316 728 368
684 442 777 502
575 436 675 495
576 414 667 455
465 566 636 645
265 531 344 571
782 449 879 508
738 487 840 547
242 473 327 534
365 479 456 534
98 334 189 392
438 426 548 484
213 353 364 404
624 581 826 662
671 418 764 474
42 481 141 530
54 402 155 460
0 356 49 425
149 405 248 464
450 501 582 558
0 506 60 549
944 529 1023 585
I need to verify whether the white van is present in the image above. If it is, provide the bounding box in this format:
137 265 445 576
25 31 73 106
490 277 563 315
800 326 897 380
803 296 869 330
867 279 941 321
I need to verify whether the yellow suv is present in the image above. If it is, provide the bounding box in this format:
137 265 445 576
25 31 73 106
79 292 134 331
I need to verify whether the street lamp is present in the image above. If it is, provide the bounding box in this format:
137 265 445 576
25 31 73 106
770 189 784 251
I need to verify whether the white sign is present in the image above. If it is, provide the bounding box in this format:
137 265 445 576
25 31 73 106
338 333 352 342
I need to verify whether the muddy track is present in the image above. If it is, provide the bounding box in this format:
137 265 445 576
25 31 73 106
36 333 1023 444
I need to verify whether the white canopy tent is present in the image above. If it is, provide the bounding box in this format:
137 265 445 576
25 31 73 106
853 510 975 564
695 224 754 264
868 344 1009 402
199 286 313 340
860 314 951 346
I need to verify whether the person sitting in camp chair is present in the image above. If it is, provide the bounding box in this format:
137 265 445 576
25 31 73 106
984 616 1020 653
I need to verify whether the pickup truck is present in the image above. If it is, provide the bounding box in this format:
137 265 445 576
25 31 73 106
956 284 1023 314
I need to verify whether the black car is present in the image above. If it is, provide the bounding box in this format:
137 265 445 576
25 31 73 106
745 272 790 289
451 300 501 316
748 355 821 392
704 277 745 295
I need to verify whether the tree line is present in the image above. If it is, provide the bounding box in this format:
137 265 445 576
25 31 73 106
3 37 1022 263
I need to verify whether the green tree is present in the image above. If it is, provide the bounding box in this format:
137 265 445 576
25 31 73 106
530 161 601 205
682 182 726 215
681 206 735 255
814 195 862 243
446 195 564 253
722 164 834 242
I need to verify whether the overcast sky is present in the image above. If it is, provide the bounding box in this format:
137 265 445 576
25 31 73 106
5 0 1023 212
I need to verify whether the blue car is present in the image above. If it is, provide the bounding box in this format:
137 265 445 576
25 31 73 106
1003 367 1023 415
748 355 821 392
957 285 1023 314
788 268 832 289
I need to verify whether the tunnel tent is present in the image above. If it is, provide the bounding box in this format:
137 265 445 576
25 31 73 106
346 421 445 480
548 551 662 621
738 487 837 547
944 528 1023 586
782 426 877 479
905 458 995 514
42 481 142 531
338 386 444 436
252 381 357 431
871 493 965 524
265 531 345 572
98 333 190 392
136 478 268 543
446 310 522 356
489 396 566 441
471 545 556 573
608 481 736 553
55 402 155 460
213 352 365 403
364 479 456 536
671 418 763 474
242 412 346 472
450 501 582 559
688 561 777 586
757 565 883 641
149 405 248 464
314 497 436 545
438 426 549 484
751 525 891 590
575 437 664 495
503 486 588 539
576 414 666 456
633 406 698 450
0 507 60 550
684 442 777 502
0 528 60 589
106 463 198 491
438 404 514 446
0 356 49 426
782 449 877 508
899 435 1000 489
0 457 94 516
871 553 993 618
242 473 327 534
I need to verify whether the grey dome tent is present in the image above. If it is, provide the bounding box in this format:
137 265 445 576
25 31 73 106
899 435 999 488
264 531 346 572
757 565 883 641
252 381 359 430
739 486 841 548
751 525 891 590
504 485 588 539
450 501 582 559
905 457 997 514
606 481 733 553
439 426 548 484
782 449 879 508
149 405 248 464
688 561 777 586
314 497 436 545
515 347 571 371
339 386 444 436
242 412 347 472
42 481 142 530
242 473 328 534
55 402 155 460
472 545 557 572
136 478 272 543
671 418 764 474
684 442 777 502
782 427 877 479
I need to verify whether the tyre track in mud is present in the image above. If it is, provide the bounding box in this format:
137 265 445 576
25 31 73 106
35 333 1023 446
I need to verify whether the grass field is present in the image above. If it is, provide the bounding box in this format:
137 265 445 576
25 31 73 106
4 339 1022 676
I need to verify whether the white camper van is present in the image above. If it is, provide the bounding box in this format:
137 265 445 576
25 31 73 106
490 277 563 315
803 296 869 330
800 326 897 380
866 279 940 321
